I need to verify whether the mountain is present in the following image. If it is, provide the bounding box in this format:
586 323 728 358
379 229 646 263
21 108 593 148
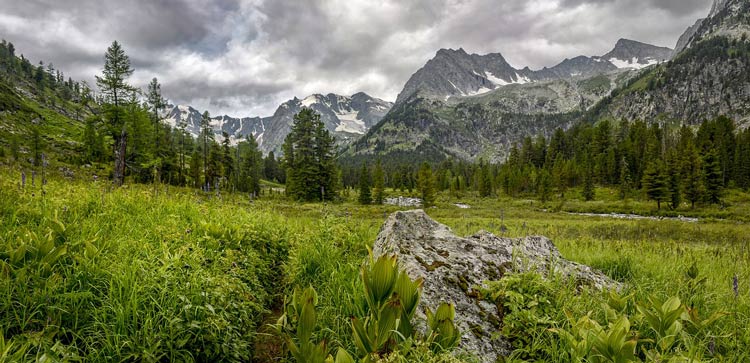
672 0 750 55
594 0 750 126
162 92 392 155
393 39 672 105
348 38 673 163
602 39 673 69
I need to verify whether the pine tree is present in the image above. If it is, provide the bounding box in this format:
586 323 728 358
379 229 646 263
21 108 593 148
703 149 723 204
221 132 234 189
238 135 262 196
683 147 704 209
96 41 134 186
479 161 493 197
200 111 213 189
282 108 338 201
372 159 385 204
417 162 436 207
146 78 166 151
642 160 669 210
189 150 201 188
619 157 632 200
582 165 595 201
358 163 372 205
537 169 552 203
666 152 682 209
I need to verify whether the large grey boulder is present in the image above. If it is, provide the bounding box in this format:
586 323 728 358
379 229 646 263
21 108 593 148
372 210 618 362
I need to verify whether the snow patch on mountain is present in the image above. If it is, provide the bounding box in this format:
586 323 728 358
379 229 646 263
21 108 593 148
335 111 367 134
608 57 659 69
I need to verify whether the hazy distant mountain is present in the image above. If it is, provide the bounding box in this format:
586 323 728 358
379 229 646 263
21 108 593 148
162 92 392 155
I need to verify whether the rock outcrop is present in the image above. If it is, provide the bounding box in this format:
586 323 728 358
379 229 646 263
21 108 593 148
372 210 618 362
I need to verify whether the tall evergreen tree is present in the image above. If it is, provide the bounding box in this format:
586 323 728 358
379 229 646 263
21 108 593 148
666 151 682 209
238 135 262 195
372 159 385 204
96 40 134 186
537 169 552 203
683 147 704 209
642 160 669 210
703 149 723 204
221 132 235 189
358 163 372 205
282 108 337 201
200 111 213 189
146 77 166 151
417 162 437 207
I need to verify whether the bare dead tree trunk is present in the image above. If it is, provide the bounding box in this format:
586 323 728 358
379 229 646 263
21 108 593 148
114 127 127 186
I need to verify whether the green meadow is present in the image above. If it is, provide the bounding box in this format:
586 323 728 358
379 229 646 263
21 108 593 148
1 167 749 362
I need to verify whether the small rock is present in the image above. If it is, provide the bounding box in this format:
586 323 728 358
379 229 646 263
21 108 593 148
384 196 422 207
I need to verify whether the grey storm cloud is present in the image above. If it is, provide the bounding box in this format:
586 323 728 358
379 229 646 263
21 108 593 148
0 0 713 116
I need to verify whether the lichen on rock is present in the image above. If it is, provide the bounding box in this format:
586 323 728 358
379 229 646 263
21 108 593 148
372 209 619 362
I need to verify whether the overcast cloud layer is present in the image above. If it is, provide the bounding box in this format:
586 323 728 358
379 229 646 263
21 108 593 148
0 0 711 116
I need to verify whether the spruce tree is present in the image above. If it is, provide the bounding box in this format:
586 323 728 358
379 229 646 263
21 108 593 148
666 152 682 209
703 149 723 204
417 162 436 207
282 108 337 201
146 78 166 151
189 151 201 188
683 147 704 209
537 169 552 203
358 163 372 205
96 40 134 186
582 166 595 201
642 160 669 210
200 111 213 189
372 159 385 204
221 132 234 189
619 157 632 200
238 135 262 195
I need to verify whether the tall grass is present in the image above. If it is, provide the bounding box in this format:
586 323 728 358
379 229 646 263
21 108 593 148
2 168 749 361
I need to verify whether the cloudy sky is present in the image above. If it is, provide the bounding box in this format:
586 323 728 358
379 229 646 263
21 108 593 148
0 0 712 116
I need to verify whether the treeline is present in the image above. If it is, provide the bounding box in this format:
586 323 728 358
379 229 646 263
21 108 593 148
1 40 286 194
343 116 750 209
0 39 93 111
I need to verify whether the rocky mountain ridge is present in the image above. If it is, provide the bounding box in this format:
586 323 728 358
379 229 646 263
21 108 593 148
395 38 672 105
345 0 750 164
162 92 392 155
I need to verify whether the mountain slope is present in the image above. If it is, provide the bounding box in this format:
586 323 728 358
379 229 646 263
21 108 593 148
672 0 750 55
162 92 392 155
594 0 750 126
394 39 672 105
347 95 580 164
347 38 671 163
594 36 750 126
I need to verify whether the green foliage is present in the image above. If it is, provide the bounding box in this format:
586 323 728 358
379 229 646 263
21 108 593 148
373 159 385 205
642 160 669 209
276 286 331 363
359 162 372 205
418 162 437 207
283 108 338 201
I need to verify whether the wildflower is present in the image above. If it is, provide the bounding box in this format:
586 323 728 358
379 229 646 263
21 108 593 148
733 274 739 299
